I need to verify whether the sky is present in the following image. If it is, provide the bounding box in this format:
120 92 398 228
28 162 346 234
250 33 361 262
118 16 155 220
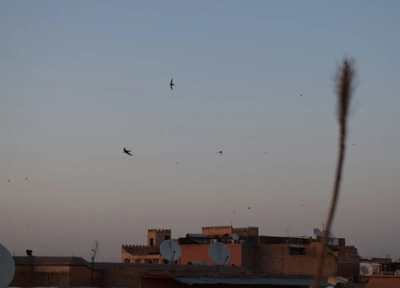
1 0 399 262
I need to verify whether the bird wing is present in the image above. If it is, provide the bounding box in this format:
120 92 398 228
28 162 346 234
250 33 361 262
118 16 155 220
170 79 173 85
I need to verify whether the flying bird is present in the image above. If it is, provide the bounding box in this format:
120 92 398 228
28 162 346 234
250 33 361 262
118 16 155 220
300 94 303 96
8 179 10 182
123 148 132 156
25 178 28 180
170 79 174 90
218 151 223 155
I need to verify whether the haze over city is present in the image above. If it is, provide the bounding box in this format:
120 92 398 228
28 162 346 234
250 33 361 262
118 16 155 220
1 0 399 263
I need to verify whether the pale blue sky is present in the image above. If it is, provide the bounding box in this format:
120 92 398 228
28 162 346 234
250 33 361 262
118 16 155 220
1 0 399 262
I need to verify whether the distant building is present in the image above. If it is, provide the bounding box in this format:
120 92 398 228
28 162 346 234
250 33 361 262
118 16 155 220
122 229 172 264
11 256 333 287
121 225 360 278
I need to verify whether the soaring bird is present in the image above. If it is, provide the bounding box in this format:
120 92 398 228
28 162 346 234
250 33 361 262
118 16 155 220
123 147 132 156
218 151 223 155
170 79 175 90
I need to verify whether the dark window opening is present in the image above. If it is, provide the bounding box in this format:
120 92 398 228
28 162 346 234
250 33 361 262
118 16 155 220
165 235 170 240
149 238 154 247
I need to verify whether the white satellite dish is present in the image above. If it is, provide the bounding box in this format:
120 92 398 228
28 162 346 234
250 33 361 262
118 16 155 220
313 228 322 237
0 244 15 288
209 242 231 265
232 233 239 241
160 240 182 262
360 263 373 276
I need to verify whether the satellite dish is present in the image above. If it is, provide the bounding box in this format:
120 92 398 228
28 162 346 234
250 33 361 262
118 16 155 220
160 240 181 262
0 244 15 288
313 228 322 237
360 263 373 276
232 233 239 241
209 242 231 265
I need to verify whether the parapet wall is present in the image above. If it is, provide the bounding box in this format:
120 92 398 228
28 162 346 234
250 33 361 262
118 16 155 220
122 245 159 256
202 226 233 236
201 226 259 238
148 229 171 233
233 226 259 237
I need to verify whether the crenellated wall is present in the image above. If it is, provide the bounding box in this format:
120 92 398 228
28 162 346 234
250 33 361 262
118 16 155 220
201 226 233 237
233 226 259 237
201 226 259 238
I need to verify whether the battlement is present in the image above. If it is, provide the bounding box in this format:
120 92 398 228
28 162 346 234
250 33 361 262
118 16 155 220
122 244 159 256
202 226 232 230
234 226 259 231
122 245 149 248
148 229 171 232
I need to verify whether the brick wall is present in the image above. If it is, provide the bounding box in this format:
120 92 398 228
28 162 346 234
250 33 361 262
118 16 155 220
241 244 260 273
10 265 70 286
245 244 337 277
336 262 360 278
148 229 171 248
101 268 143 287
202 226 233 237
233 227 259 237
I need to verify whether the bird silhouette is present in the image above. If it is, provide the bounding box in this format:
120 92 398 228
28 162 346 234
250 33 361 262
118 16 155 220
8 179 10 182
248 207 250 210
300 94 303 96
218 151 223 155
25 178 28 180
170 79 174 90
123 148 132 156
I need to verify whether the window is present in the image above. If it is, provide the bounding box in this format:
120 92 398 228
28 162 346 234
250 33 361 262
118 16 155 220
149 238 154 247
165 236 170 240
124 258 130 263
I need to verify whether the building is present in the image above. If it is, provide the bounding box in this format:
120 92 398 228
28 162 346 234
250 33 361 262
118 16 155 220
121 229 172 264
122 225 360 278
10 255 332 288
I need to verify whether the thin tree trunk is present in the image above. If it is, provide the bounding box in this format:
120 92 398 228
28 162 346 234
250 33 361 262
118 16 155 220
313 129 346 287
313 57 355 287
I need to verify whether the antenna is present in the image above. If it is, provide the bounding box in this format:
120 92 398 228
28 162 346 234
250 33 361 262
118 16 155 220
313 228 322 237
160 239 182 270
0 244 15 288
90 240 99 287
209 242 231 268
232 233 239 241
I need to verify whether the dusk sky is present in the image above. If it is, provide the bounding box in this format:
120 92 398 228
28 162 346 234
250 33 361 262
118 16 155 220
1 0 399 262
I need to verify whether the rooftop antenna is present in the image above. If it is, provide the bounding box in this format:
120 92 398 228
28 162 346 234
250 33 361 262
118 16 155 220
160 239 182 272
0 243 15 288
90 240 99 287
209 242 231 271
